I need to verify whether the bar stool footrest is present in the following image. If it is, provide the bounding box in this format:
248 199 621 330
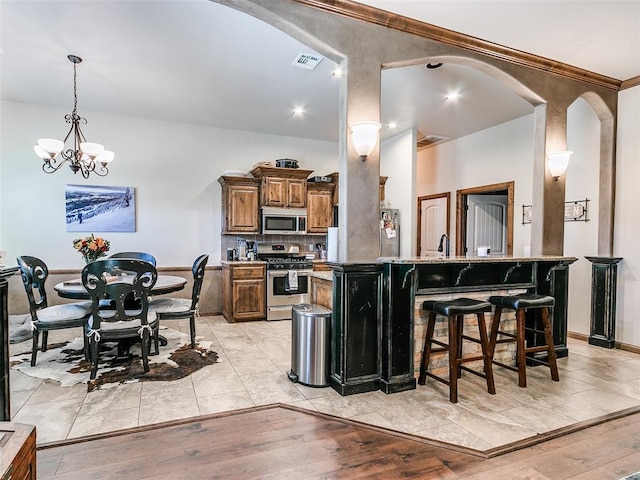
493 360 518 372
422 371 450 387
459 365 491 379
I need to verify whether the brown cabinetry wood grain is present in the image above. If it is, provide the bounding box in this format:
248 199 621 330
307 183 335 233
218 176 261 234
222 263 266 322
311 276 333 311
250 166 313 208
261 177 307 208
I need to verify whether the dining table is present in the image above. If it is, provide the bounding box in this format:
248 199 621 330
54 274 188 349
54 274 188 300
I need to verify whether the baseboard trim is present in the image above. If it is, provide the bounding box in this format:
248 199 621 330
568 331 640 354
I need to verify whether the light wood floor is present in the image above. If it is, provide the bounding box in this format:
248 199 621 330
37 404 640 479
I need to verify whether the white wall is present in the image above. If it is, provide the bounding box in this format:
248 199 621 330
564 97 601 336
417 107 603 338
0 101 338 268
416 114 535 257
614 85 640 346
381 129 417 257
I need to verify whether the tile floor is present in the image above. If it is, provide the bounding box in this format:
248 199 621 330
9 315 640 451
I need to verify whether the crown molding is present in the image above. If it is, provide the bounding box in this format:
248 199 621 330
621 75 640 91
293 0 622 91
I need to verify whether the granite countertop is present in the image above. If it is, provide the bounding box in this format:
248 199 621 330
220 260 267 266
377 255 578 264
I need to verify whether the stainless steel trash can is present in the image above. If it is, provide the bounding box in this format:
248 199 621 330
287 303 332 387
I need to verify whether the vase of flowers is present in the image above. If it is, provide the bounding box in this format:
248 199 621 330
73 234 110 264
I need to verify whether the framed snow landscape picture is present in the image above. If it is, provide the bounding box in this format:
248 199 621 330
65 184 136 232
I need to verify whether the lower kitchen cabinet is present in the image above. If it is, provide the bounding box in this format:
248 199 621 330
311 274 333 310
222 262 266 322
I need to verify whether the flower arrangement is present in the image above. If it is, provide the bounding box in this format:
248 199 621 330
73 234 110 264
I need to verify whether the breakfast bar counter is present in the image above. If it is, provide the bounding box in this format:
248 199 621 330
328 255 577 396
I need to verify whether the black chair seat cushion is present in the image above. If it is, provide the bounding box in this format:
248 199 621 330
488 293 555 310
423 298 492 316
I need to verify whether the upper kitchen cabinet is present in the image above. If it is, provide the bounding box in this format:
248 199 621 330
218 175 261 234
307 182 335 233
250 165 314 208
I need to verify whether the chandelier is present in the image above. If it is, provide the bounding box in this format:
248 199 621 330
33 55 114 178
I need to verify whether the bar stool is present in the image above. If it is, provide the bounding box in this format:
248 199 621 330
418 298 496 403
488 293 559 388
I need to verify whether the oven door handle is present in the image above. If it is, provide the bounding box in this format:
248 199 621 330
268 270 313 277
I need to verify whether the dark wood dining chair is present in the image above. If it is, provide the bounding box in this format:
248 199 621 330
82 258 158 379
109 252 157 266
150 254 208 348
17 255 91 366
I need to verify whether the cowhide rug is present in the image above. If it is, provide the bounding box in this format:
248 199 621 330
10 327 219 391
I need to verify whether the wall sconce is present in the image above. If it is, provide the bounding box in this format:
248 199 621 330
349 121 381 160
547 151 573 180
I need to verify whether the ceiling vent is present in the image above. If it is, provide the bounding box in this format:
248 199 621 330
291 53 324 70
417 133 450 150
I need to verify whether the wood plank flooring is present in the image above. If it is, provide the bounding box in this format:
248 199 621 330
37 405 640 479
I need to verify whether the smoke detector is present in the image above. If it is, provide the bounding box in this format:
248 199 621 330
292 53 324 70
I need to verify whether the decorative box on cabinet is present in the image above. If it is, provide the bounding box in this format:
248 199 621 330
250 165 313 208
218 176 261 234
307 183 335 233
222 263 266 322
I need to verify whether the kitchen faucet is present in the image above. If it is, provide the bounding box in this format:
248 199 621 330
437 233 450 257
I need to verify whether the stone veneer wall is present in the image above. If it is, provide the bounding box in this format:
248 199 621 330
413 289 527 378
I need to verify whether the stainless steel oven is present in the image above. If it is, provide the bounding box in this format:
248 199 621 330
266 268 312 321
259 244 314 321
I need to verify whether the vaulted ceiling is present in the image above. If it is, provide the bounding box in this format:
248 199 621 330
1 1 637 144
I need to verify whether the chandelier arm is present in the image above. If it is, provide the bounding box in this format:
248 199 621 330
61 119 77 148
92 165 109 177
42 158 69 174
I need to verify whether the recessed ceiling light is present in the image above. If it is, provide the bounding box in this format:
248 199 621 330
292 107 304 116
444 92 460 101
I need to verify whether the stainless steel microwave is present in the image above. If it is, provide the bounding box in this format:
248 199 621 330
261 207 307 235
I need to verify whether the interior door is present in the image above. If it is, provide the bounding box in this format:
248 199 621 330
466 194 508 255
418 195 448 256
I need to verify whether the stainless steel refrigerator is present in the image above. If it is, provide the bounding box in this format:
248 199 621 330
380 208 400 257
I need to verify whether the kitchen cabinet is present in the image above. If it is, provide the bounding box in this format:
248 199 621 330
218 176 261 234
250 165 314 208
306 182 335 233
222 262 266 322
327 172 387 205
262 177 306 207
311 273 333 310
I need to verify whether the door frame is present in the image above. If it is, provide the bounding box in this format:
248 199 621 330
417 192 450 256
455 181 514 256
